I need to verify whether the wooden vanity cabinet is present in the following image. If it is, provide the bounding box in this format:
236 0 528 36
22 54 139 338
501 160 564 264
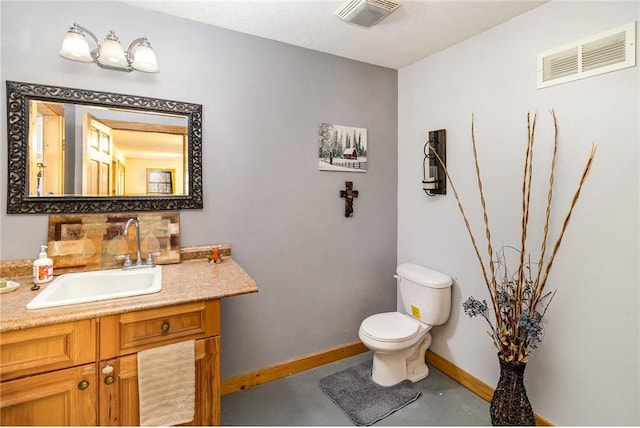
0 300 221 426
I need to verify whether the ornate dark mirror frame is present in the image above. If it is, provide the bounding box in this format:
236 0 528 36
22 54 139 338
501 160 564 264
6 81 203 214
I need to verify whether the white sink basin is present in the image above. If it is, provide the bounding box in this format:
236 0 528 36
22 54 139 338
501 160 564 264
26 266 162 310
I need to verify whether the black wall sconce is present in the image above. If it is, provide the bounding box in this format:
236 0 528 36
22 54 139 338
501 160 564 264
422 129 446 196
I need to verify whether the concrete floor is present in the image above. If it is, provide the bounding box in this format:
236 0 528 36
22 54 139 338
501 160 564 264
221 352 492 426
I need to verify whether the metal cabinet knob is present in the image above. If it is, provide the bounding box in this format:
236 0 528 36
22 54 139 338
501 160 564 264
161 322 170 333
78 380 90 391
104 375 115 385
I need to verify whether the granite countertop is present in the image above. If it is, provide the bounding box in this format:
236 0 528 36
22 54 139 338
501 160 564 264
0 257 258 333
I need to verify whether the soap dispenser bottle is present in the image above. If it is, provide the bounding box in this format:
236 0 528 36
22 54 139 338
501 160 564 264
33 245 53 284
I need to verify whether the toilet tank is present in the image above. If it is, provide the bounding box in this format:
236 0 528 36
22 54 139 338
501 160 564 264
396 263 452 326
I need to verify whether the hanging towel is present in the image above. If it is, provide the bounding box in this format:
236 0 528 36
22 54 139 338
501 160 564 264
137 340 195 426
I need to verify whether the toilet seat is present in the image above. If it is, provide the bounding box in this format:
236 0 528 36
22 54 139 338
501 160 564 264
360 312 420 342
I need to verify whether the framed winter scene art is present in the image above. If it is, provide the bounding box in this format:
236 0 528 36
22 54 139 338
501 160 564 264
318 123 367 172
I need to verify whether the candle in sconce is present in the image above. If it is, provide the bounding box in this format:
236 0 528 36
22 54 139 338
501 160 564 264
423 179 437 190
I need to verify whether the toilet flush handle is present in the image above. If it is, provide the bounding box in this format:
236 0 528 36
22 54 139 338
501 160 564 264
393 274 400 280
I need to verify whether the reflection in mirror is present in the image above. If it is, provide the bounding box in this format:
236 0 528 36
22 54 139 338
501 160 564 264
29 101 188 197
6 81 203 214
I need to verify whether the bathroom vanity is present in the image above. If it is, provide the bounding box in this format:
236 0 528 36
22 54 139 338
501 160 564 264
0 255 257 426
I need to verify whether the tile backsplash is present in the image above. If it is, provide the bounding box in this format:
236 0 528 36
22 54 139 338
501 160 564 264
47 212 180 274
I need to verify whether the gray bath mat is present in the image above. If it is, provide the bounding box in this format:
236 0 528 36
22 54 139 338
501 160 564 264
319 360 421 426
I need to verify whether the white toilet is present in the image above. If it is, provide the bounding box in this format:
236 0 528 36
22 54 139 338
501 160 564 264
358 263 452 386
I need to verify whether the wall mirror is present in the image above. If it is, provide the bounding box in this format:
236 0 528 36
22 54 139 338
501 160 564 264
6 81 203 214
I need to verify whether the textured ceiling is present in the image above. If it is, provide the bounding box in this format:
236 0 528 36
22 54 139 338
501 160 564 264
125 0 547 69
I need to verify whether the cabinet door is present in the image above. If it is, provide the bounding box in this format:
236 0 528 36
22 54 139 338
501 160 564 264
99 337 220 426
0 363 97 426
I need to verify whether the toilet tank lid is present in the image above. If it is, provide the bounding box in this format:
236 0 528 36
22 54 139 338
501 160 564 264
396 263 452 288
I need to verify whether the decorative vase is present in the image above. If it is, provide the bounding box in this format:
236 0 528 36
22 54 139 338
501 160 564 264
490 358 535 426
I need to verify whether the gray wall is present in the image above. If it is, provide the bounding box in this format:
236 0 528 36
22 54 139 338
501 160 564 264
0 1 398 378
398 1 638 424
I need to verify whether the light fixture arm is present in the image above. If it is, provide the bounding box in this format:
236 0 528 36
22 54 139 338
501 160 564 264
71 22 99 47
69 22 102 62
126 37 149 62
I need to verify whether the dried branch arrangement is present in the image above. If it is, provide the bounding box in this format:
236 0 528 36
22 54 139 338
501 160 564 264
429 111 597 363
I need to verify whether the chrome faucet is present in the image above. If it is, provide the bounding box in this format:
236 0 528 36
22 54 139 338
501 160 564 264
123 217 144 267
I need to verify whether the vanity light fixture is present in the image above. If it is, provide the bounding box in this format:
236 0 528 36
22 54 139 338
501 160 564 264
422 129 447 196
59 23 159 73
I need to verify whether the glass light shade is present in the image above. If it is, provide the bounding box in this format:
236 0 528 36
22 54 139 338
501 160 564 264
98 36 127 67
59 31 92 62
132 44 159 73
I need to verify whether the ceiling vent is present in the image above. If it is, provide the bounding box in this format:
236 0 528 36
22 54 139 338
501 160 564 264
537 22 636 89
335 0 400 28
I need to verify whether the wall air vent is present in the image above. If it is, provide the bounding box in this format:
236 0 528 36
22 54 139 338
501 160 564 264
335 0 400 28
537 21 636 89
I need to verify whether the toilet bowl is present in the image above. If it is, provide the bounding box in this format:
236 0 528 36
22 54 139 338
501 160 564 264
358 311 433 386
358 263 452 386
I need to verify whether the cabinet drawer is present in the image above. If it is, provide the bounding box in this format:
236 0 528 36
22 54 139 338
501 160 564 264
99 300 220 360
0 319 96 382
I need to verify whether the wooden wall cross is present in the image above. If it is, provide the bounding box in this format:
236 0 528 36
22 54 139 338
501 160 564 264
339 181 359 218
